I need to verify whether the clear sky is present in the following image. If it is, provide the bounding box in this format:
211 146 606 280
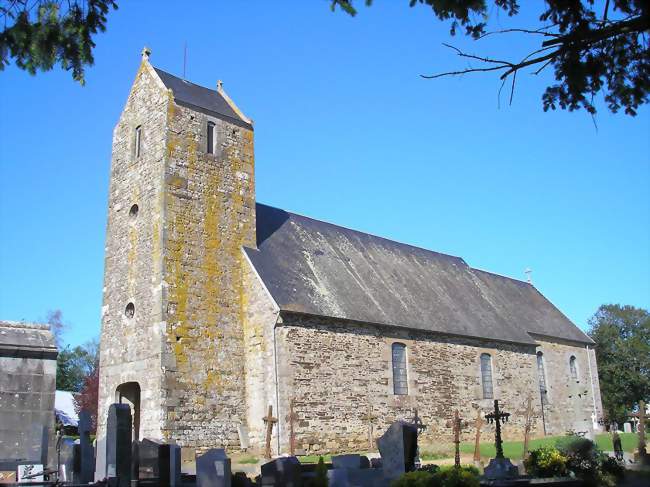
0 1 648 347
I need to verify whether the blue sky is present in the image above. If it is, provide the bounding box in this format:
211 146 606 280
0 1 648 347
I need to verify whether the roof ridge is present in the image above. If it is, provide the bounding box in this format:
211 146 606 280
0 320 51 330
470 266 530 285
255 202 467 264
153 66 216 93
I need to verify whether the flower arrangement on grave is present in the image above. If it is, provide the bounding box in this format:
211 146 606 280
392 465 480 487
556 436 623 487
523 446 568 477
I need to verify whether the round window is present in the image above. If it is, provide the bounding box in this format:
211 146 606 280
125 302 135 319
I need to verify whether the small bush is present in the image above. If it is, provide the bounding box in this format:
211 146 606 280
391 471 437 487
417 464 440 474
555 436 619 487
524 446 568 477
436 467 480 487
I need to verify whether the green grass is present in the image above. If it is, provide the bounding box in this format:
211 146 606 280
298 455 333 463
236 456 260 464
457 433 638 460
420 451 452 461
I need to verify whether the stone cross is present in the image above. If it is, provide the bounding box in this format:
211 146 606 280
473 409 484 463
285 398 298 456
446 410 467 468
485 400 510 460
362 403 378 450
263 405 277 459
522 397 534 459
411 408 427 437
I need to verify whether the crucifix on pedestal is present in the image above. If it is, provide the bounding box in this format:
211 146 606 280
473 409 484 463
262 405 277 459
362 403 378 450
483 400 518 479
286 398 298 456
631 400 648 464
523 397 534 459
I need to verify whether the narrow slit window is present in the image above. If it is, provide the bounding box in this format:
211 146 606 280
135 126 142 158
480 353 494 399
569 356 578 381
392 343 408 395
537 352 548 404
207 121 215 154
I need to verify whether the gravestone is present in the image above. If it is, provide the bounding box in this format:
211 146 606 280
376 420 418 481
78 410 95 483
57 437 77 482
624 422 632 433
105 403 132 487
331 454 362 470
196 449 231 487
260 456 302 486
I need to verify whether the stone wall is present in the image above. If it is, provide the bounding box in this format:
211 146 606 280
0 321 57 469
533 336 603 436
160 88 255 450
98 60 169 442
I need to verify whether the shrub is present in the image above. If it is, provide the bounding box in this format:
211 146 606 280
391 471 436 487
556 436 620 487
417 464 440 474
524 446 568 477
435 467 480 487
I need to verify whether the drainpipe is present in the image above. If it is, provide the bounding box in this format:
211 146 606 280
586 345 598 424
273 315 281 456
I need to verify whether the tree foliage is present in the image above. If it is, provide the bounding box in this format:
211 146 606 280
56 339 99 391
0 0 117 84
588 304 650 425
74 365 99 432
331 1 650 115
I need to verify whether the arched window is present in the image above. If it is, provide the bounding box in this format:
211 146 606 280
569 355 578 381
537 351 548 404
391 343 408 395
207 121 216 154
135 125 142 158
480 353 494 399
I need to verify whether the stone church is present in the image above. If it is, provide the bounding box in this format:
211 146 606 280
98 49 603 457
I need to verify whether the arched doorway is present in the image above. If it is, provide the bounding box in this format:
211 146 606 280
115 382 141 441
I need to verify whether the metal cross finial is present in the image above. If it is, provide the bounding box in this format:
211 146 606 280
525 268 532 284
217 80 224 92
485 400 510 459
141 46 151 61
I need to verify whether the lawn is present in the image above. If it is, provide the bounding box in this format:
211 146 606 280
296 432 639 464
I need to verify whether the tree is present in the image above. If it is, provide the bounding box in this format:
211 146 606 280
74 365 99 432
46 308 65 348
0 0 118 84
332 1 650 115
588 304 650 425
56 338 99 392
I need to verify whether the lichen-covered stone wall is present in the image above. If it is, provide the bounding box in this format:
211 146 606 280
160 95 255 450
98 60 169 442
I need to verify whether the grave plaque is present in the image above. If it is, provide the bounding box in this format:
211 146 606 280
376 420 417 481
105 403 132 487
196 449 231 487
260 456 302 487
331 454 362 470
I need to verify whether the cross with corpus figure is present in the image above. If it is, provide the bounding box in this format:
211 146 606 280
286 398 298 456
523 396 534 459
362 403 378 450
485 399 510 459
446 410 468 468
263 405 278 459
473 408 485 463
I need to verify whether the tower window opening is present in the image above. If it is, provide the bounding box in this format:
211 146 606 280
135 126 142 158
207 122 216 154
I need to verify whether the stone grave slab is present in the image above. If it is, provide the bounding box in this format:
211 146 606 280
260 456 302 486
331 454 362 470
376 420 418 481
78 410 95 484
196 449 231 487
105 403 132 487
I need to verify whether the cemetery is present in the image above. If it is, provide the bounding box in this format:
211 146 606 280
1 395 648 486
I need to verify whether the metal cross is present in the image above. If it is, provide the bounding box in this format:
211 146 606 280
446 410 467 468
485 400 510 459
263 405 278 459
411 408 427 437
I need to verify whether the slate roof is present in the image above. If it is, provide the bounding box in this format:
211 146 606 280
244 204 594 346
0 321 58 358
154 68 252 129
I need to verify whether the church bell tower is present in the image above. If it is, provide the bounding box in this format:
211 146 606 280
97 47 256 453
